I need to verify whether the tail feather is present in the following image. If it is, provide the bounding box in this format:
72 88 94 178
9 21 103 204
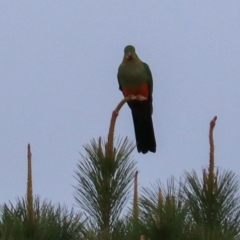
131 101 156 154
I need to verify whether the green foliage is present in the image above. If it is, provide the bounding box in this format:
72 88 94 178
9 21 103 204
74 137 137 239
139 177 193 240
1 124 240 240
0 196 85 240
116 215 144 240
183 168 240 240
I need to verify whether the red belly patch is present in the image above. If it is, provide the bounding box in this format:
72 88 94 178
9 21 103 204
122 83 149 99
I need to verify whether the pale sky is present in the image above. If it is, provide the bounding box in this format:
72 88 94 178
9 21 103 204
1 2 240 209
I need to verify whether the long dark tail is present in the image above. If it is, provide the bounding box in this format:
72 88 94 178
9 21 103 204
130 101 156 154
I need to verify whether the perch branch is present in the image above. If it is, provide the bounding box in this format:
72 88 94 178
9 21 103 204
106 95 147 159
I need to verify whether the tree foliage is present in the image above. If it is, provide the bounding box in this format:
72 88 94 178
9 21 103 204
0 196 85 240
183 168 240 240
74 137 137 239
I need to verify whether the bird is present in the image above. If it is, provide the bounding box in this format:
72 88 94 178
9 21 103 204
117 45 156 154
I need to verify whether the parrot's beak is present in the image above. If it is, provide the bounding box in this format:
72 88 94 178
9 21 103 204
125 52 132 60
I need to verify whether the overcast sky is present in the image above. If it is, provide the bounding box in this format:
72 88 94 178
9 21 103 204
1 2 240 209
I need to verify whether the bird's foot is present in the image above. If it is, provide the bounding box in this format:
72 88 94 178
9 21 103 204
136 95 147 101
128 95 135 100
127 95 147 101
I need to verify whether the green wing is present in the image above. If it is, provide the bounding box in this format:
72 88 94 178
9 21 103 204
117 66 122 91
142 62 153 114
143 62 153 96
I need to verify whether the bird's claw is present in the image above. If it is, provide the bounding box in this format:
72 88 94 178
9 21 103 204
128 95 135 100
136 95 147 101
127 95 147 101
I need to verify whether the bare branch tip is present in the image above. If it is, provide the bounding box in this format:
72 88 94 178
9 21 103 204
210 115 217 128
27 143 32 157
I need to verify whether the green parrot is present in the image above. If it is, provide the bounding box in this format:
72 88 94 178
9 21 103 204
117 45 156 154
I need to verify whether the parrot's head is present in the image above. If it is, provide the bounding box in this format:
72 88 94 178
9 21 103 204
124 45 136 60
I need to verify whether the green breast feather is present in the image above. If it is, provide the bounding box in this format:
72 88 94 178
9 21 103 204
118 61 153 94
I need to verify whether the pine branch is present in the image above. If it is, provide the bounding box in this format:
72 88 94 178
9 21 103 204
27 143 35 228
208 116 217 180
133 170 139 220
